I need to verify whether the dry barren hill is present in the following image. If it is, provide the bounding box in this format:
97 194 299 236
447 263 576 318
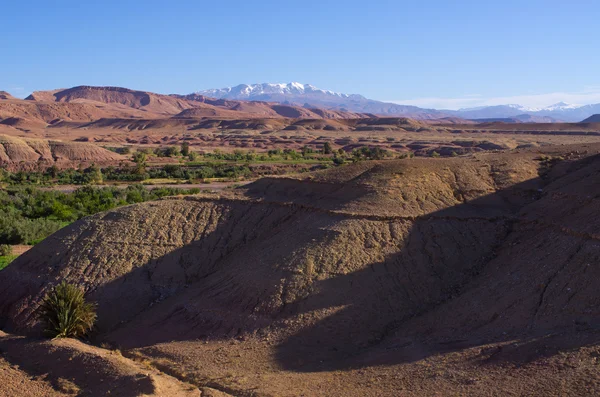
0 134 123 170
20 86 365 121
0 91 15 100
0 98 120 124
34 86 196 116
2 144 600 395
582 114 600 123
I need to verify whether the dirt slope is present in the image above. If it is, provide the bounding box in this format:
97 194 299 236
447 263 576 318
0 331 201 396
0 134 123 170
2 144 600 395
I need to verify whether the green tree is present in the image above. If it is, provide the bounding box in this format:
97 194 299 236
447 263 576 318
188 151 198 161
132 151 147 165
180 142 190 157
132 151 147 175
48 165 60 178
301 145 313 157
165 146 180 157
84 164 103 184
323 141 333 155
333 156 345 165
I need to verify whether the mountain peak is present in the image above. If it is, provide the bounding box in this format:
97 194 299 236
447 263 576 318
544 102 581 111
195 82 363 101
0 91 15 100
191 83 600 121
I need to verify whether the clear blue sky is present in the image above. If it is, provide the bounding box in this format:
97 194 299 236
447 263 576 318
2 0 599 108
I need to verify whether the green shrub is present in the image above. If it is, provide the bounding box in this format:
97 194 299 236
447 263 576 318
39 281 96 339
351 146 389 161
0 244 12 256
0 185 203 245
188 151 198 161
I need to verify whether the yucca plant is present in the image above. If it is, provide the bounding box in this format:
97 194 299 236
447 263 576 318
39 281 96 339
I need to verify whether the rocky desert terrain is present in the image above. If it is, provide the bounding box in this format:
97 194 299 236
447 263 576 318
2 140 600 395
0 134 124 171
6 0 600 393
2 86 600 167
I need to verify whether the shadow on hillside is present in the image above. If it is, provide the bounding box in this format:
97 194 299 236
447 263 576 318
270 154 600 371
68 153 600 372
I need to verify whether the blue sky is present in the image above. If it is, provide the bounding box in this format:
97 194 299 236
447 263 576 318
2 0 599 109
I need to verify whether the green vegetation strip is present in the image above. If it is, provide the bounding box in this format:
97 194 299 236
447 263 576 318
0 185 201 247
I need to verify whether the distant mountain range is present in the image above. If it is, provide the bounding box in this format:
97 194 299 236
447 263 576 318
450 102 600 122
4 83 600 124
195 83 448 120
196 83 600 122
0 86 366 130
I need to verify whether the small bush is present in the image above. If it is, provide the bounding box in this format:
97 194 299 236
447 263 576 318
39 281 96 339
0 244 12 256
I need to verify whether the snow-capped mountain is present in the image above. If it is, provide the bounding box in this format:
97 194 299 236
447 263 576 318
194 83 448 119
541 102 583 111
198 83 360 101
451 102 600 122
195 83 600 122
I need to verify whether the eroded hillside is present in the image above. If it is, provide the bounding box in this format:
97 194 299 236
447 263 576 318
0 135 123 170
1 144 600 396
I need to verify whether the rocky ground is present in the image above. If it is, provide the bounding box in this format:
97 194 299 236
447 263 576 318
1 143 600 395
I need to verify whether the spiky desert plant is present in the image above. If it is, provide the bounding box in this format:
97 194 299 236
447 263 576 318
39 281 96 339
